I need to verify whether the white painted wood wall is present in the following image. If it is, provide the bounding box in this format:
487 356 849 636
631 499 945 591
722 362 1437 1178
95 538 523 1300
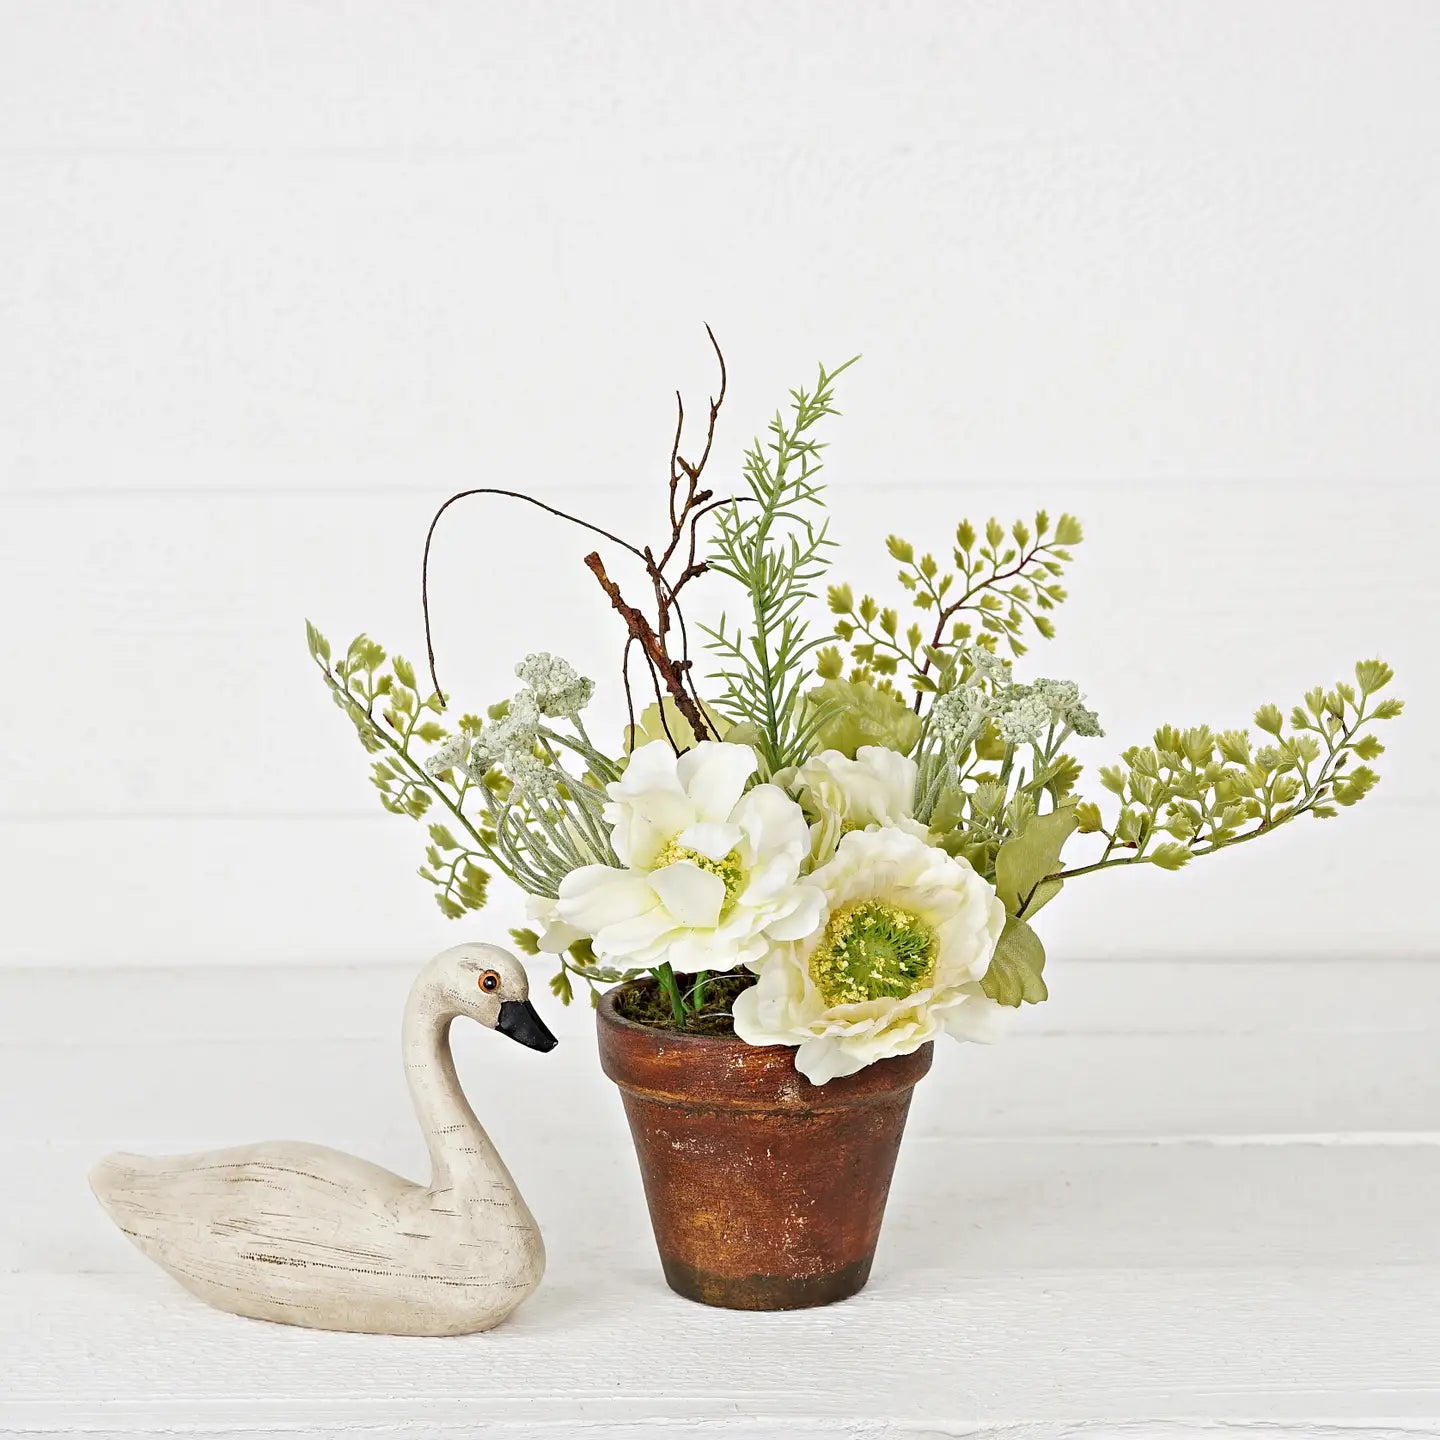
2 4 1436 1436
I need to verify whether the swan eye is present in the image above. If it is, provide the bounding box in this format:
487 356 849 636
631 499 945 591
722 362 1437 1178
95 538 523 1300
479 970 501 993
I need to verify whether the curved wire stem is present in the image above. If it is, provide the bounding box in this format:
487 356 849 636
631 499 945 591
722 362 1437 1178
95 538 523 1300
421 487 649 701
420 328 736 753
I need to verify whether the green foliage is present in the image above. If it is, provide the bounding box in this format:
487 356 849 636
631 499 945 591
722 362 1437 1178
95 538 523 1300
702 357 860 773
804 678 923 758
307 622 498 921
510 928 641 1009
1061 660 1401 879
993 806 1079 919
623 698 728 754
980 914 1048 1007
826 509 1083 692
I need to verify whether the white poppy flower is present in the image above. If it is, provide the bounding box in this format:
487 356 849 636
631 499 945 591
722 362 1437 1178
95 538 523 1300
552 741 825 974
790 745 930 863
524 893 587 955
732 826 1008 1084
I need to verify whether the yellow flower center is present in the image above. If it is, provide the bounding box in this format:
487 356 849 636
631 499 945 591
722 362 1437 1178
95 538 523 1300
809 900 937 1007
653 840 746 914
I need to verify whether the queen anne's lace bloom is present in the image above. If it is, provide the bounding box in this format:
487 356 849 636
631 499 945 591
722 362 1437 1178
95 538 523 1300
425 733 470 777
1012 677 1105 740
507 751 558 800
1032 678 1081 716
967 648 1011 686
548 741 825 974
467 691 543 784
996 690 1053 745
732 826 1008 1084
929 686 994 754
515 653 595 718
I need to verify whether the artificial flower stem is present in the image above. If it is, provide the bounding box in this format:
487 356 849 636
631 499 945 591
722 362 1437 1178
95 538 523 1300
655 962 688 1026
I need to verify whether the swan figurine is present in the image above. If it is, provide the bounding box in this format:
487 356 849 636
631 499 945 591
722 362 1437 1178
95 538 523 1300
90 942 557 1335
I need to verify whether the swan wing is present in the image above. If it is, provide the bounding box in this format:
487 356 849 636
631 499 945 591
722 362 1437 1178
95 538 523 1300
91 1142 412 1283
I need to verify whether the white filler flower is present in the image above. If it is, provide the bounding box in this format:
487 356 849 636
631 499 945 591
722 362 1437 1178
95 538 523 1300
553 741 824 974
733 827 1008 1084
790 745 929 863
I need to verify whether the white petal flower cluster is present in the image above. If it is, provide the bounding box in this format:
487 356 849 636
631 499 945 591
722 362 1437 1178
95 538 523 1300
424 733 470 778
515 653 595 718
1030 676 1103 737
732 827 1008 1084
996 690 1053 745
928 686 995 755
465 689 542 785
548 742 824 974
789 746 929 864
998 677 1104 743
930 651 1103 752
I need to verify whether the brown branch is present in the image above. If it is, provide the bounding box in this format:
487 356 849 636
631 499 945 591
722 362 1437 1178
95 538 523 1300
585 550 713 744
420 329 734 755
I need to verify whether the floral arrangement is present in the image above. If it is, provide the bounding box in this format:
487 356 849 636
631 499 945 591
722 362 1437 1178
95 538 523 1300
306 336 1400 1085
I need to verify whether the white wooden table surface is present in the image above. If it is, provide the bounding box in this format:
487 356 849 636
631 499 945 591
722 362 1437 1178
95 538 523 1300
2 958 1437 1440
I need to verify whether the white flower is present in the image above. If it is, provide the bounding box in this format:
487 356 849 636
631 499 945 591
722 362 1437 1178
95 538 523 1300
929 686 994 754
553 741 825 974
515 653 595 717
507 751 557 800
791 746 929 863
525 893 587 955
732 827 1008 1084
996 690 1053 746
425 733 470 777
967 648 1010 686
1032 678 1080 717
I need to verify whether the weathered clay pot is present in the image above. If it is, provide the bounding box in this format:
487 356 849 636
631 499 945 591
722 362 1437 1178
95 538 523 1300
596 981 932 1310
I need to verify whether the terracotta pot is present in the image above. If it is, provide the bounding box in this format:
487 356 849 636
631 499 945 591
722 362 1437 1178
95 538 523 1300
596 981 932 1310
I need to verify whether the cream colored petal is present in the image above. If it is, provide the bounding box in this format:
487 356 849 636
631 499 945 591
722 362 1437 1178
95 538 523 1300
556 866 657 933
675 742 757 822
731 782 811 866
853 745 919 819
732 958 808 1044
649 862 726 929
662 931 735 974
793 1036 869 1085
940 988 1013 1043
592 905 677 962
675 821 744 862
762 883 827 942
735 853 793 907
605 794 693 870
610 740 686 800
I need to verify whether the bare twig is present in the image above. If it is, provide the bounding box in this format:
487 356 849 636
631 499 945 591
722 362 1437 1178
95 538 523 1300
421 329 733 752
585 551 711 744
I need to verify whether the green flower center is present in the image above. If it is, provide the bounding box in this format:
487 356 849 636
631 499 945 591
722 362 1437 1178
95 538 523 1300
653 841 746 914
809 900 937 1007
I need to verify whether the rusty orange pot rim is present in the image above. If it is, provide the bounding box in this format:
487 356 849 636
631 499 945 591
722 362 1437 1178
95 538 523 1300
594 977 783 1053
596 979 935 1110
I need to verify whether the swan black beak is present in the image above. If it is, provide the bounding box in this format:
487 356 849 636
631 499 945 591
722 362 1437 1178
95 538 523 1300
496 999 558 1053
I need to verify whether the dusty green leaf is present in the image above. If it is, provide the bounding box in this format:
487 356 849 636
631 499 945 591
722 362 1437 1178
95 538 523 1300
980 914 1048 1007
995 807 1079 917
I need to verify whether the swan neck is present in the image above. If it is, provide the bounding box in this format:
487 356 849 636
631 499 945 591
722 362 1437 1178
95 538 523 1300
403 981 514 1197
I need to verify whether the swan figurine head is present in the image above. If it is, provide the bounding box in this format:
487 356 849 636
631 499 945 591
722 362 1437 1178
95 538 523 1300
427 942 558 1052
